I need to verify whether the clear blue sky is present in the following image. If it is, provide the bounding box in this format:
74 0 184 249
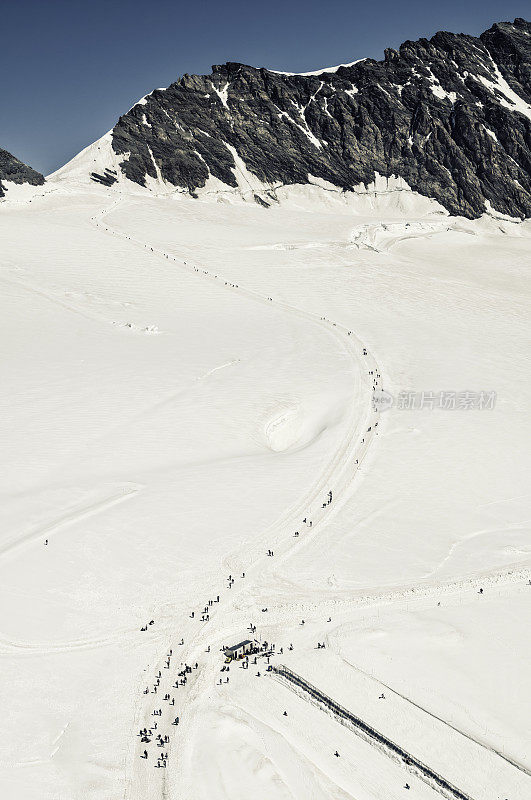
1 0 528 174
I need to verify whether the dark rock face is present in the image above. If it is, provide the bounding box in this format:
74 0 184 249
110 18 531 218
91 168 118 186
0 148 45 198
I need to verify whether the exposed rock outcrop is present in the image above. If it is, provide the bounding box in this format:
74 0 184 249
102 18 530 218
0 148 45 197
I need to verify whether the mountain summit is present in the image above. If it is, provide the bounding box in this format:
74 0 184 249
65 18 531 218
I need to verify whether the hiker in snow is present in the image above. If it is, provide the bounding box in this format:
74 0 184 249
334 751 340 757
44 539 48 545
404 784 410 790
283 711 288 716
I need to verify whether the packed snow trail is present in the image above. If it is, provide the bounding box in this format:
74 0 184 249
2 184 529 800
90 197 531 800
91 198 382 555
87 196 387 799
92 196 383 580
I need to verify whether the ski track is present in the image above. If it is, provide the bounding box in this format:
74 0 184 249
0 485 146 654
0 484 142 561
99 359 241 439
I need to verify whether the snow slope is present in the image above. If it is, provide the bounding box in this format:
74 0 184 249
0 177 529 800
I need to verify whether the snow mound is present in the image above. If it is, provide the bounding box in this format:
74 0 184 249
264 403 303 452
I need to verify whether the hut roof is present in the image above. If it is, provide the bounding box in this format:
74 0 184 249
225 639 253 652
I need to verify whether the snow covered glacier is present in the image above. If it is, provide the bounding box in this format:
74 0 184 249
0 17 530 800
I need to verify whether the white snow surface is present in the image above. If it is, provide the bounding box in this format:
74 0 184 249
46 131 129 183
0 173 530 800
268 58 367 76
476 61 531 122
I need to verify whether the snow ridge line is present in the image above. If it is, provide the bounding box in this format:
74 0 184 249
272 664 475 800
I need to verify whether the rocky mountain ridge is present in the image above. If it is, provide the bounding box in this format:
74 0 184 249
4 18 531 218
105 17 531 219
